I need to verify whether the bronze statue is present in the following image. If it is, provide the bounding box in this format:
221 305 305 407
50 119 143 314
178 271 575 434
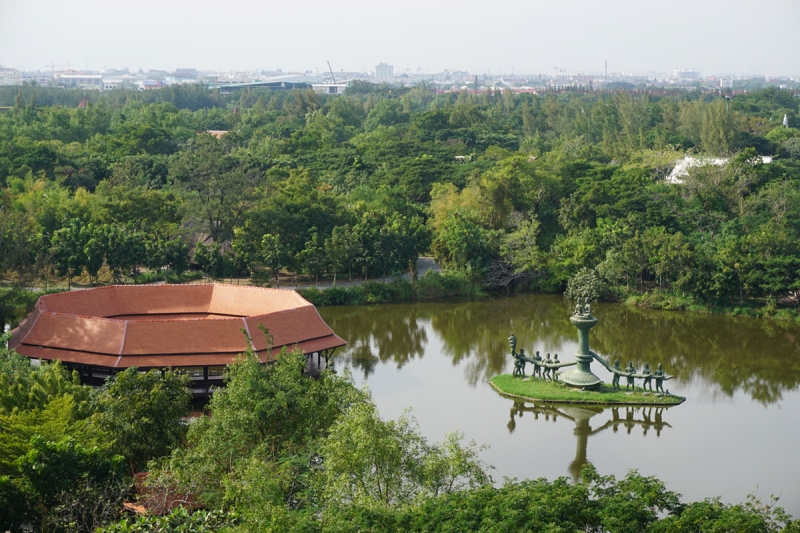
508 333 518 356
642 363 652 392
552 354 560 381
573 299 584 316
611 359 622 390
583 296 591 316
654 363 673 393
513 352 525 377
533 350 543 378
543 353 553 380
625 361 636 390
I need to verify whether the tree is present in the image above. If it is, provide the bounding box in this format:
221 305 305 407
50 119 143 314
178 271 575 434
51 220 87 289
300 228 327 287
159 344 362 509
260 233 287 288
565 267 610 302
315 401 490 509
82 224 104 287
169 134 261 244
431 210 499 275
163 237 189 278
101 224 146 283
94 368 191 474
325 224 360 285
194 241 229 281
17 437 129 533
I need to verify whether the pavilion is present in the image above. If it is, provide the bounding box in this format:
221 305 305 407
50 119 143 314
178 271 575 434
9 284 346 397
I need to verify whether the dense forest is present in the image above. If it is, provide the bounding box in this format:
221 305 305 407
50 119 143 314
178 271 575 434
2 82 800 529
1 82 800 327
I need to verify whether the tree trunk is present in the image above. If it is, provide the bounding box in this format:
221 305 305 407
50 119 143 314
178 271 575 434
332 272 337 287
738 277 743 304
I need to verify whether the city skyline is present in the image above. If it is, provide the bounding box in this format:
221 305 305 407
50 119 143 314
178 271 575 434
1 0 799 77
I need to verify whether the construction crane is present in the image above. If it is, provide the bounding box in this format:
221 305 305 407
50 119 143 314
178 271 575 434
326 60 336 84
45 61 69 79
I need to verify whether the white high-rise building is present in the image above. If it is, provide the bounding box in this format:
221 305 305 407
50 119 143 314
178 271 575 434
375 63 394 80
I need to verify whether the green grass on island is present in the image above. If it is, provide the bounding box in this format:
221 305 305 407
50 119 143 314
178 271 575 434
490 374 685 405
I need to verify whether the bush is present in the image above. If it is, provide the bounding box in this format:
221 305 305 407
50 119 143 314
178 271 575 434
565 268 610 303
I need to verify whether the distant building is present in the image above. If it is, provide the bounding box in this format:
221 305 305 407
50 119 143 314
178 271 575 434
312 83 348 95
673 68 701 80
58 74 102 88
136 79 166 91
0 68 21 86
376 63 394 80
720 78 733 89
668 155 773 184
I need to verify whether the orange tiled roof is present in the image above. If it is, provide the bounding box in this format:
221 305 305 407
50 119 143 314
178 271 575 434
10 284 345 369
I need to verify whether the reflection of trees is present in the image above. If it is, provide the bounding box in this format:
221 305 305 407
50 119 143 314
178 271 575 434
589 303 800 405
508 401 674 481
430 298 576 386
318 304 427 378
320 295 800 404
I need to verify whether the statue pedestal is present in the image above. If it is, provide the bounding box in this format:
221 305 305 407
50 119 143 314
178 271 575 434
560 314 602 391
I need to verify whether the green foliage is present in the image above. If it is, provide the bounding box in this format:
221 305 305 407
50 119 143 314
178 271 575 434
94 368 191 473
97 508 236 533
315 401 490 509
297 272 483 306
158 345 364 509
17 436 129 532
565 267 610 302
2 86 800 312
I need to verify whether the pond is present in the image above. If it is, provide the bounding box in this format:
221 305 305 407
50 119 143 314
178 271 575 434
318 294 800 515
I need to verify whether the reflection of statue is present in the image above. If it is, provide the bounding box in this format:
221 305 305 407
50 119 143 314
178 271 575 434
625 362 636 390
642 363 652 392
506 401 674 482
612 359 622 390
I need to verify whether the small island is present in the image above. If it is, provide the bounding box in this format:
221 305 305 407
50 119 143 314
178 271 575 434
490 375 685 406
492 297 686 406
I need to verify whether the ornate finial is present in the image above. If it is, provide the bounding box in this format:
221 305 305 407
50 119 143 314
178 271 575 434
573 298 583 316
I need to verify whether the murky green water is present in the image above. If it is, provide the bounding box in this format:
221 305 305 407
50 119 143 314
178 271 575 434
319 294 800 514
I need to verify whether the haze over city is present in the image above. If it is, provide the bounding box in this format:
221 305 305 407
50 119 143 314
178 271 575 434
2 0 799 76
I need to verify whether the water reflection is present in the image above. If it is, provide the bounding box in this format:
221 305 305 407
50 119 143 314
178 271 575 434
508 401 674 480
319 294 800 404
321 305 428 378
590 303 800 405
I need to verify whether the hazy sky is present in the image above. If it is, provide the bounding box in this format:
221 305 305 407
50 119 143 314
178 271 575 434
1 0 798 76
